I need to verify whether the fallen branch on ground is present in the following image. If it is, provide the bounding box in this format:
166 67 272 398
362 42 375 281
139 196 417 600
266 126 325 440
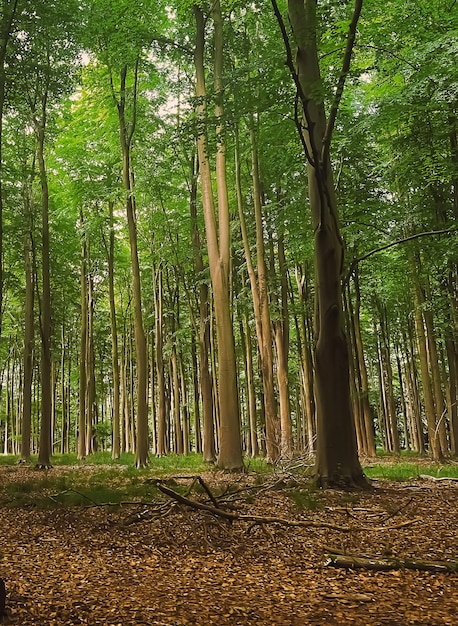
324 552 458 572
156 483 422 533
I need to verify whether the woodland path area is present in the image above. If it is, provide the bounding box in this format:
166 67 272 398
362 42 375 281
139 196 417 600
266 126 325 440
0 465 457 626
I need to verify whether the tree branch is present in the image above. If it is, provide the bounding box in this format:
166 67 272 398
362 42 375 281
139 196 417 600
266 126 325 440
157 482 422 533
324 552 458 573
345 227 458 282
322 0 363 163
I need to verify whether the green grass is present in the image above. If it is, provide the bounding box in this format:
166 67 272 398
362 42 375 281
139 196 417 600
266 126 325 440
364 462 458 480
1 452 457 508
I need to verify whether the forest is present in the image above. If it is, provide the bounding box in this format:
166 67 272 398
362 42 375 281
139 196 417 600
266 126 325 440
0 0 457 484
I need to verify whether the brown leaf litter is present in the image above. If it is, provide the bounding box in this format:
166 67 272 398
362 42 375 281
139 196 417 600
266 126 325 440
0 465 456 625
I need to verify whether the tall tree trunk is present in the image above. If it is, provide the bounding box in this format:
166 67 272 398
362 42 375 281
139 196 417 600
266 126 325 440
353 271 376 456
36 101 53 469
272 231 292 456
242 311 259 457
194 3 243 470
295 267 316 454
85 272 96 455
0 0 19 336
154 265 167 456
189 153 216 462
235 124 279 461
285 0 366 487
410 252 444 460
171 342 183 455
78 210 88 460
115 63 149 467
106 200 121 460
21 230 34 462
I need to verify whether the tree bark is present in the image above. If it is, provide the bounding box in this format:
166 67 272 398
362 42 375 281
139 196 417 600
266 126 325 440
286 0 366 487
154 265 167 456
194 3 243 470
189 154 215 461
236 123 279 461
78 210 88 460
115 63 149 467
0 0 19 337
36 96 53 469
21 229 34 461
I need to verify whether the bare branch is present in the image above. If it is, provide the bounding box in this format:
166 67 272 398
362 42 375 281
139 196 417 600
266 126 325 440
322 0 363 162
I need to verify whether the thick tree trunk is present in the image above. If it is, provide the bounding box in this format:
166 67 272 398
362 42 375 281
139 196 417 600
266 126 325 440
287 0 366 487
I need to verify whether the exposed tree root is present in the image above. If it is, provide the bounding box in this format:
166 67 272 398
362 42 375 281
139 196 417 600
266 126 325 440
314 469 372 491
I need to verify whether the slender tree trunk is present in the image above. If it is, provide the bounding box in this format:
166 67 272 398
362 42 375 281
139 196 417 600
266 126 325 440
236 124 279 461
410 252 444 460
273 231 292 456
180 355 190 454
376 300 400 454
295 267 315 454
107 200 121 460
189 154 215 461
242 311 259 457
171 343 183 454
154 265 167 456
78 211 88 460
115 63 149 467
194 4 243 469
353 271 376 456
85 272 96 455
445 337 458 455
60 326 67 454
0 0 19 336
36 107 53 469
423 280 448 454
21 230 34 462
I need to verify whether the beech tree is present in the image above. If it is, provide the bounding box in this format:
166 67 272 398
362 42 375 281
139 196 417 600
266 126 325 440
193 3 243 470
273 0 367 486
0 0 456 469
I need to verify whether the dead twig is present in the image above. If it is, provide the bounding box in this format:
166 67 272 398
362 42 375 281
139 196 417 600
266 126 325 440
156 483 422 533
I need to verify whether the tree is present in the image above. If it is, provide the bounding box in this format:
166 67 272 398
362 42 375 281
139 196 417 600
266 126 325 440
273 0 367 486
193 3 243 470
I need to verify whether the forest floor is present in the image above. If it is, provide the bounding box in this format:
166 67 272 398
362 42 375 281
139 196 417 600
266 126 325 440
0 462 457 626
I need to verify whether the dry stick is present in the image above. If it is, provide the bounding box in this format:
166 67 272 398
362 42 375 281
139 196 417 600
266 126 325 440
156 484 422 533
324 553 458 573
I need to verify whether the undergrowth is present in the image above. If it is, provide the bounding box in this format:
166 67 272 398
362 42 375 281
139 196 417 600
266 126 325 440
0 452 457 508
